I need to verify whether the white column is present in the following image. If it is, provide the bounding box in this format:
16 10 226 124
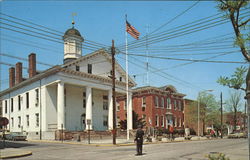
85 86 93 130
41 86 47 132
127 92 133 130
108 89 113 130
57 82 65 130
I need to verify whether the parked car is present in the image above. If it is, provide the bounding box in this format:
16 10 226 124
228 131 247 139
4 132 27 141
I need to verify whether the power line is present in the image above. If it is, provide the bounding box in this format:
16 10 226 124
0 53 55 67
0 12 109 48
150 1 200 34
118 9 249 50
124 53 247 64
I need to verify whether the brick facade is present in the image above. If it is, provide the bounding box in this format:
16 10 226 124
117 85 185 130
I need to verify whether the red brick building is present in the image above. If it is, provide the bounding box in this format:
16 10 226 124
117 85 185 131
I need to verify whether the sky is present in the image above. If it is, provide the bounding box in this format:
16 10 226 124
0 1 249 109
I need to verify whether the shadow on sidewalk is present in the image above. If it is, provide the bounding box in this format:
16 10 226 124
0 140 37 149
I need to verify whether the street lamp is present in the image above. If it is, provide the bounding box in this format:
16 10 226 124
197 90 213 138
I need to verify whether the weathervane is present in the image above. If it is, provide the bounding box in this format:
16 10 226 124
72 13 77 28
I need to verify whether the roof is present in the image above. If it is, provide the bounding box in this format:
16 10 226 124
133 85 186 97
0 49 136 96
63 27 83 41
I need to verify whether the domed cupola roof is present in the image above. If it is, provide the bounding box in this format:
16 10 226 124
63 27 84 41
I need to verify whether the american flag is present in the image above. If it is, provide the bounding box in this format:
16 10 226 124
126 21 140 40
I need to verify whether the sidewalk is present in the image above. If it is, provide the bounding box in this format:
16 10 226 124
0 148 32 159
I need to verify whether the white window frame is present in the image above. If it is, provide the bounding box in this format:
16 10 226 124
155 115 159 126
142 96 146 107
161 115 164 127
116 102 120 111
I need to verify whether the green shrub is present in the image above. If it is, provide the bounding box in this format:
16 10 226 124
207 153 230 160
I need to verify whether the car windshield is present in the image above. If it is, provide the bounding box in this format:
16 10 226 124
12 132 24 136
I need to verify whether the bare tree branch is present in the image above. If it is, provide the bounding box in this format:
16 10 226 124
239 18 250 27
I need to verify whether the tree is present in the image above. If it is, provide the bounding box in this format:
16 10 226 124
226 90 243 131
217 0 250 61
119 111 146 130
217 0 250 154
198 91 220 135
217 66 248 91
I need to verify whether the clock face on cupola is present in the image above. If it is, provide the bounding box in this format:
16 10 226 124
63 21 84 64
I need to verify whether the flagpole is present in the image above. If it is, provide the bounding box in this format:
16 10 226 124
125 15 130 141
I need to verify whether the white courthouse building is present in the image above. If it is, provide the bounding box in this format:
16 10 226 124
0 26 135 139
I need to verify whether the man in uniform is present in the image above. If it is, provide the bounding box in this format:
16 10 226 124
134 125 144 156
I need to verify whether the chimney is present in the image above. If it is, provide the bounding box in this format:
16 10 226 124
9 67 15 88
29 53 36 78
15 62 23 84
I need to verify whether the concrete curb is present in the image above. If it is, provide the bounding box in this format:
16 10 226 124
0 150 32 159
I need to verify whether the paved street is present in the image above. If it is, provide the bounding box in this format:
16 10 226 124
0 139 248 160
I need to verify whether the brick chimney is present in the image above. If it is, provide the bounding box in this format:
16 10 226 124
9 67 15 88
29 53 36 78
15 62 23 84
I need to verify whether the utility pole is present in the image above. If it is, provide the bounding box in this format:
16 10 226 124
244 102 246 131
111 40 116 145
220 92 223 139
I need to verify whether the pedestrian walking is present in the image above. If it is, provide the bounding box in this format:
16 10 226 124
134 125 144 156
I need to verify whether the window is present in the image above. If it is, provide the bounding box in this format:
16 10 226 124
174 100 177 110
18 116 21 128
26 92 29 109
83 99 86 108
35 89 39 106
142 114 146 120
116 102 120 111
11 117 14 127
179 101 182 111
173 117 176 127
83 92 86 108
175 117 177 127
103 115 108 126
142 97 146 107
76 65 80 71
87 64 92 74
124 100 127 110
82 114 86 125
154 96 159 107
117 116 120 127
166 98 171 109
35 113 39 127
26 115 29 127
155 115 159 126
5 100 7 114
11 98 14 112
103 95 108 100
161 116 164 127
18 95 21 111
103 96 108 110
179 118 182 127
103 101 108 110
161 97 164 108
119 77 122 82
